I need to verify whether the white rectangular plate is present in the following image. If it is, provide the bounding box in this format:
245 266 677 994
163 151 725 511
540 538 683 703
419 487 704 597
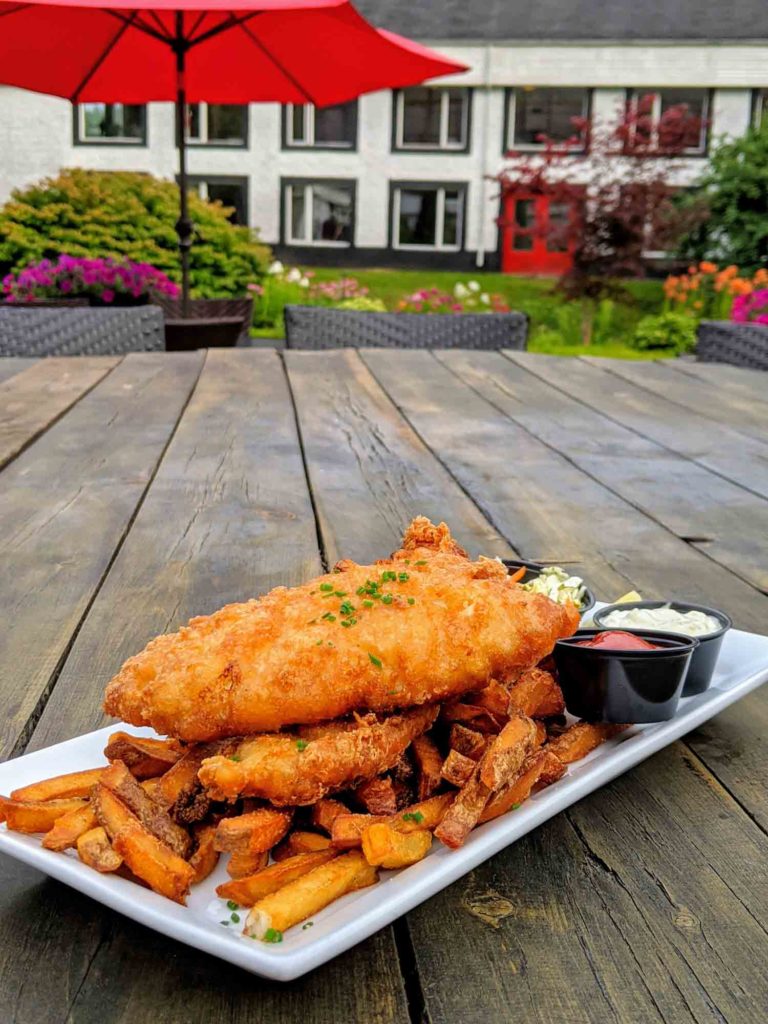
1 621 766 981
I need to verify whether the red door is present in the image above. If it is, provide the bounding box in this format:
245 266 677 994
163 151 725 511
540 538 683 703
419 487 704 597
501 192 578 274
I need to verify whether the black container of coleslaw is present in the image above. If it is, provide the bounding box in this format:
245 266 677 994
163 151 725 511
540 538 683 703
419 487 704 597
503 559 596 615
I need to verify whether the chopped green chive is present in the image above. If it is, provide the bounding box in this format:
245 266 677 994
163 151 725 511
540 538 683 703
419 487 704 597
511 803 521 810
339 601 355 616
307 618 318 625
302 921 314 930
315 639 323 646
368 653 383 669
381 594 393 605
363 600 374 608
381 570 397 582
263 928 283 944
398 572 409 582
220 920 230 926
226 900 239 911
319 582 334 592
415 560 427 566
402 811 424 823
334 591 347 598
296 739 309 752
229 755 241 762
407 597 416 606
230 912 240 923
321 612 336 622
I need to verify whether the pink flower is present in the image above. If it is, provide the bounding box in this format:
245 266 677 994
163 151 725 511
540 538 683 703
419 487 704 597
101 289 115 303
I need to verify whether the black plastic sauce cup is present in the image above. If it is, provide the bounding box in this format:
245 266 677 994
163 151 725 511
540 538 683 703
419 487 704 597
553 628 698 723
593 601 731 696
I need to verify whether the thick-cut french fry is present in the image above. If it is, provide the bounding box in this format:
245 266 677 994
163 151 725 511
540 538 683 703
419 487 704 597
112 819 195 904
42 803 98 851
153 742 229 814
100 760 191 858
214 808 292 854
362 823 432 869
11 767 105 803
449 724 487 761
546 722 628 764
227 849 269 879
479 714 539 790
411 734 443 801
441 749 476 788
189 823 219 884
140 778 163 800
92 783 135 839
76 826 123 873
433 770 488 849
354 777 398 815
391 791 454 834
217 849 337 905
466 680 511 719
479 750 566 823
441 703 503 734
507 668 565 719
244 851 378 940
534 721 547 747
104 732 182 779
273 830 331 862
331 813 389 849
0 796 88 835
310 798 349 835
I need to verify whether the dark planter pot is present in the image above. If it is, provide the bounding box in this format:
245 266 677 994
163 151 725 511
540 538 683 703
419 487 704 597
696 320 768 370
156 297 253 350
88 294 149 307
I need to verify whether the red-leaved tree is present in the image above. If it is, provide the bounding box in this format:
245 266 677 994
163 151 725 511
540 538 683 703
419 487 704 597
497 96 708 338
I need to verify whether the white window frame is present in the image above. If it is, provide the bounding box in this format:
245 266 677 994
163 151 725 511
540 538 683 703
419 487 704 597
185 103 246 145
284 183 354 248
506 88 590 152
284 103 355 148
77 103 145 144
628 89 709 155
395 88 469 151
392 185 464 252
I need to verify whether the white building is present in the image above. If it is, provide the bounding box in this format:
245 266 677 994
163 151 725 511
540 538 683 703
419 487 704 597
0 0 766 272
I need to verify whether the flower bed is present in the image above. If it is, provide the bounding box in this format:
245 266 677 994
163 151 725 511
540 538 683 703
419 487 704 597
2 255 179 305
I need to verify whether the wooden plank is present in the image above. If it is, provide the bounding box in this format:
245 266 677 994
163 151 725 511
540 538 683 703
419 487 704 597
587 357 768 441
0 357 36 384
439 349 768 592
0 352 203 760
17 349 409 1023
406 742 768 1024
505 352 768 502
665 358 768 406
0 355 119 469
29 349 320 748
361 350 768 632
285 348 513 564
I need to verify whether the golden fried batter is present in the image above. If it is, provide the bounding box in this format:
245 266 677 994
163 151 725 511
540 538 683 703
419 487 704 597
104 518 580 741
199 705 438 805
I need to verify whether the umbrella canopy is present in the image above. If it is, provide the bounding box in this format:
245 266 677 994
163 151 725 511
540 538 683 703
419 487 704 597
0 0 467 304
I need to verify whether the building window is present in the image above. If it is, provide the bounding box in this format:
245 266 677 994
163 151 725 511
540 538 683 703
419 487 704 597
283 102 357 148
184 104 247 146
75 103 146 144
506 88 589 150
627 89 709 154
393 88 470 151
283 180 354 246
189 177 248 225
753 89 768 130
392 183 466 250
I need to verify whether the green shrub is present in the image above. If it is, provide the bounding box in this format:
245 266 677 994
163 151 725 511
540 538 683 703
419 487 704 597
337 296 387 312
632 311 697 354
0 169 271 297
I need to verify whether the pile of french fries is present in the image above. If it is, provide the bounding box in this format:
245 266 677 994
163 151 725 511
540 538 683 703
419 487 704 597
0 667 625 943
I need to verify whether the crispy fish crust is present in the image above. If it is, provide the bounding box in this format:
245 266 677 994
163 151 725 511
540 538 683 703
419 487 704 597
103 518 580 741
199 705 439 805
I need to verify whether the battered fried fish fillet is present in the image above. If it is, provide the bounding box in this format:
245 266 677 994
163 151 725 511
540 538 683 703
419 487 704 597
104 518 580 741
198 705 438 805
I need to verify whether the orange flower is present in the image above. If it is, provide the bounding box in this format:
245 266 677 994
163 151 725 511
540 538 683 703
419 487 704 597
753 268 768 285
730 279 753 296
699 261 718 274
688 266 697 274
693 300 703 309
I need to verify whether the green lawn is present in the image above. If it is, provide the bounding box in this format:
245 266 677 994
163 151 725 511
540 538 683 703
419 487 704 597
254 267 668 359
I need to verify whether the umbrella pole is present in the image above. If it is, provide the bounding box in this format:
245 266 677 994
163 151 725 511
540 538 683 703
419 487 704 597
174 15 192 316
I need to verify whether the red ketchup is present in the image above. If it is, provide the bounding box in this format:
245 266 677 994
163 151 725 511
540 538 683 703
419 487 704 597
575 630 661 651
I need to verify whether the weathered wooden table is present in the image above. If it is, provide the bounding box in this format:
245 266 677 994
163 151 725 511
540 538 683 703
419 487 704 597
1 349 767 1024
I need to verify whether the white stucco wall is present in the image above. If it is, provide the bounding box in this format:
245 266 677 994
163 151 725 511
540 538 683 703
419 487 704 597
0 41 763 266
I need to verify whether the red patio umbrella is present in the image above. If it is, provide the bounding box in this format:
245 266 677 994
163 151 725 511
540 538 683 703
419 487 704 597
0 0 467 308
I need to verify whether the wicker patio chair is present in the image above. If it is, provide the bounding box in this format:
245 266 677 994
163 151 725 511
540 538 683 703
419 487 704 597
154 297 253 349
0 306 165 357
696 321 768 370
283 306 528 350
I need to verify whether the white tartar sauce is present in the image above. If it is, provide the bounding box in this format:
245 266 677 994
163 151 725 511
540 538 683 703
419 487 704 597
602 605 721 637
